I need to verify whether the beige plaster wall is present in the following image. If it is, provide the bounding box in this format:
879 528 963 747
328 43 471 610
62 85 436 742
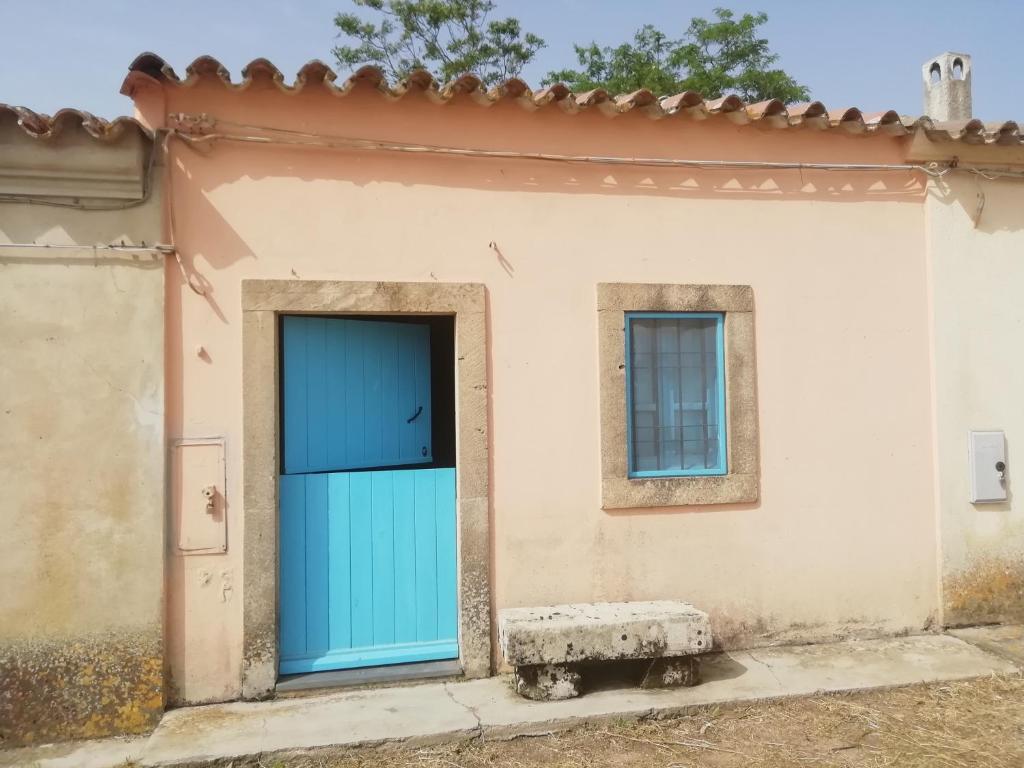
0 129 165 745
140 83 939 701
925 172 1024 625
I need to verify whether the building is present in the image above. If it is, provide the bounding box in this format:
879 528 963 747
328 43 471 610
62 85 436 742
0 105 165 744
1 49 1021 746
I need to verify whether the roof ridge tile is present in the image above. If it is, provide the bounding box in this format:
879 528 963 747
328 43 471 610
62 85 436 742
116 53 1024 146
0 104 151 142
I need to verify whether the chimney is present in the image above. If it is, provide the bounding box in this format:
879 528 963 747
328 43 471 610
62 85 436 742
922 52 972 121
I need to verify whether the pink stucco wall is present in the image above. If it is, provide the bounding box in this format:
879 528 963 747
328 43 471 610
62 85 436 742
136 81 936 702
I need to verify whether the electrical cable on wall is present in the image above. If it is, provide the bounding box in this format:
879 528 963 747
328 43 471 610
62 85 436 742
5 113 1020 299
170 114 1024 182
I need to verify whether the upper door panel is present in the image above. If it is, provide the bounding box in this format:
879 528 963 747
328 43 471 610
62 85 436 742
282 316 432 474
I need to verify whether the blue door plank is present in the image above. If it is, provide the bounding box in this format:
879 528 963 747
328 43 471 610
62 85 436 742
362 323 384 467
413 325 432 463
279 474 307 660
379 323 401 465
279 639 459 675
370 471 396 646
327 472 352 652
435 468 458 642
304 473 330 656
392 471 417 645
413 469 438 642
305 318 329 470
324 317 348 470
349 471 374 649
396 328 418 462
343 321 366 471
281 318 308 474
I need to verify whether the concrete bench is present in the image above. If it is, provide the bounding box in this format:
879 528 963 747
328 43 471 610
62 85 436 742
498 601 712 700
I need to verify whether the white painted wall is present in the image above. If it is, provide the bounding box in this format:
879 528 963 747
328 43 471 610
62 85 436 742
926 172 1024 625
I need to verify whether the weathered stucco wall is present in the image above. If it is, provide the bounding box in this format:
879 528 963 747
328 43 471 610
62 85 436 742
0 127 165 745
137 81 938 702
925 170 1024 626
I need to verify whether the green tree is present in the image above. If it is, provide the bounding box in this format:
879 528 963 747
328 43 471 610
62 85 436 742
333 0 545 87
546 8 809 103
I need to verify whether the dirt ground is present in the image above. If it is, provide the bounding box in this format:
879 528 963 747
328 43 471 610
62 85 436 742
221 674 1024 768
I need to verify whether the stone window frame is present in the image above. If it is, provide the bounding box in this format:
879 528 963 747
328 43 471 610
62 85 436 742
240 279 491 698
598 283 759 509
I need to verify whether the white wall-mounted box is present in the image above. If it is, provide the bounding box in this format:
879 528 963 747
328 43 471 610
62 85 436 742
171 437 227 554
968 430 1007 503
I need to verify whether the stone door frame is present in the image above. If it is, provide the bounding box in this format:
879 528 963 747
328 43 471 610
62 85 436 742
240 279 491 697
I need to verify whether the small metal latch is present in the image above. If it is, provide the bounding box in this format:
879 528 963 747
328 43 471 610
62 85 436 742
202 485 216 513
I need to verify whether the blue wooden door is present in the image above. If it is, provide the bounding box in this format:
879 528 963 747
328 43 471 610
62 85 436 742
279 317 458 675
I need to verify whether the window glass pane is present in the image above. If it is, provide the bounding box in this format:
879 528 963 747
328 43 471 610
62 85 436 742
628 314 724 476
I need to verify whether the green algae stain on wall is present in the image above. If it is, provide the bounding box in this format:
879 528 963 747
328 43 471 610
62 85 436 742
0 629 163 748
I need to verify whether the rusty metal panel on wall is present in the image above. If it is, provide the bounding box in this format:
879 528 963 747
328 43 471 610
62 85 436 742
171 438 227 554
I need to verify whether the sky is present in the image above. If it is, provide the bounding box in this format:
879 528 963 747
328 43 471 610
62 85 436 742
0 0 1021 119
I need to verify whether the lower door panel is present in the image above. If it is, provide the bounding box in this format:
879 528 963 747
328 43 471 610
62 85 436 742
279 467 458 674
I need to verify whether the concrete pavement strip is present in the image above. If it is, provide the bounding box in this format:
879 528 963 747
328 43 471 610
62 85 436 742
3 631 1019 767
949 624 1024 666
0 736 148 768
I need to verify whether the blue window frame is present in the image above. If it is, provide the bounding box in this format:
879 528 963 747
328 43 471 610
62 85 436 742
626 312 727 478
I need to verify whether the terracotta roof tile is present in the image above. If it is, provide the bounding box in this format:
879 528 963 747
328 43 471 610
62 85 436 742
533 83 570 105
744 99 785 120
493 78 531 100
994 122 1020 144
120 53 1024 146
659 91 704 114
296 60 340 88
573 88 609 107
0 104 151 142
703 94 744 114
442 73 483 97
787 101 824 119
616 89 656 108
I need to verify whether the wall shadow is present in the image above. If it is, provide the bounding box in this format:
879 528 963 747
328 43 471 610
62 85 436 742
582 652 748 695
930 175 1024 235
159 86 929 276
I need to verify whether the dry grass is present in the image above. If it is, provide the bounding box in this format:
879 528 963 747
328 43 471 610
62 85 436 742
228 674 1024 768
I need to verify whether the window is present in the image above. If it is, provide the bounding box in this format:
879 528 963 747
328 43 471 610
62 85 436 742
598 283 759 509
626 313 726 477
